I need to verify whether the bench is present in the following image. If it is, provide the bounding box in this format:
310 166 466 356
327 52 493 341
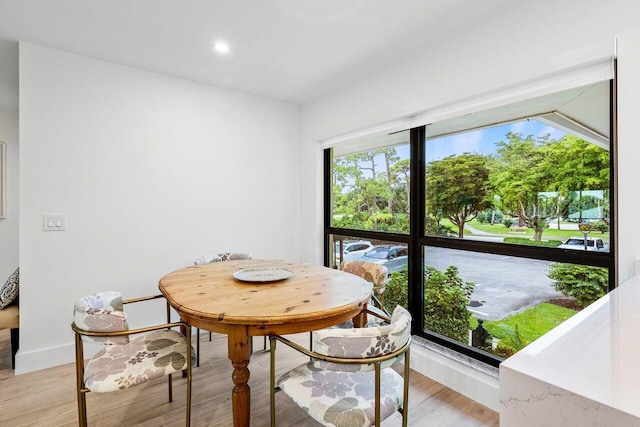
510 226 527 232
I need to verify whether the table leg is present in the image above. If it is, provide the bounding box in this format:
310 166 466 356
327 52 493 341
353 302 368 327
228 327 253 427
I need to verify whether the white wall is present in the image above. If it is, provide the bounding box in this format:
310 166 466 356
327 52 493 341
0 107 19 282
17 43 300 373
300 0 640 277
299 0 640 407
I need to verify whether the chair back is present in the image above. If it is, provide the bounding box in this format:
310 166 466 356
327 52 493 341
194 252 252 265
340 260 389 295
311 305 411 371
73 291 129 345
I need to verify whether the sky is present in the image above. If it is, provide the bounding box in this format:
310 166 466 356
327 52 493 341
337 118 568 180
392 118 566 163
425 118 566 163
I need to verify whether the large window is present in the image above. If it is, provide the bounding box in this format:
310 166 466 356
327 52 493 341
324 76 615 366
330 130 410 234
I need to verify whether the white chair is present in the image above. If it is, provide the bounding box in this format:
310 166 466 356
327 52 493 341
71 291 194 426
269 305 412 427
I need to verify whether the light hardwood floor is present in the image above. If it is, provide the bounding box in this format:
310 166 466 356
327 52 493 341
0 329 498 426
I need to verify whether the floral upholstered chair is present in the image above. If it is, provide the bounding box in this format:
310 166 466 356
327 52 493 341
340 260 390 326
192 252 252 364
193 252 251 265
72 291 195 427
269 305 412 427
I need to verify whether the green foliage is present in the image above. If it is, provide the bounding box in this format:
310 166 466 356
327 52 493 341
426 153 493 238
424 266 474 343
476 210 503 225
470 302 578 358
476 210 489 224
384 266 474 344
383 267 409 313
547 263 608 308
502 218 514 228
491 323 528 352
491 133 610 242
425 215 456 237
484 302 577 343
332 147 409 233
493 341 517 358
592 221 609 233
503 238 563 247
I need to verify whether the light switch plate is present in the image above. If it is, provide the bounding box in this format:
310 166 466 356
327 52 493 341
43 214 65 231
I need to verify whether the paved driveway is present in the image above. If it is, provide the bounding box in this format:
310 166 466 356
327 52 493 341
424 247 565 321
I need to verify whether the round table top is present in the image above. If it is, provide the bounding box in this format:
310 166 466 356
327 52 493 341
158 259 372 333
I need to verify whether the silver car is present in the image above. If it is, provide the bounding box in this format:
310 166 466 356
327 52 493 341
352 245 408 272
335 240 374 262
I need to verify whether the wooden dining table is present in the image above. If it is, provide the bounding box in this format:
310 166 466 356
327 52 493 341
158 259 372 427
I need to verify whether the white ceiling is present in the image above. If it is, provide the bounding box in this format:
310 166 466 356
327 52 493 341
0 0 512 110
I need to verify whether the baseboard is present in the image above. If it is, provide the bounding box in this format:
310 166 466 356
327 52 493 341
409 336 500 411
14 342 75 375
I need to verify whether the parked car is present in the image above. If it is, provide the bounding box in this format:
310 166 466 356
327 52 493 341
351 244 408 272
335 240 374 262
557 236 609 252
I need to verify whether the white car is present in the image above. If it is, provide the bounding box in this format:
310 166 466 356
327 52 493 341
335 240 374 262
557 236 609 252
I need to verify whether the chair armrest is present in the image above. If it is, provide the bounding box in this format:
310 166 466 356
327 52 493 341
365 306 391 323
71 320 189 339
123 294 172 323
269 333 410 366
122 294 165 305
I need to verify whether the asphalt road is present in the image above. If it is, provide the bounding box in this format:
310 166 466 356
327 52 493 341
424 246 565 321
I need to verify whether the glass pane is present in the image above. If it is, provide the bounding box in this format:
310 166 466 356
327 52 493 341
424 119 610 253
330 234 409 316
331 131 410 234
423 246 608 358
329 234 408 272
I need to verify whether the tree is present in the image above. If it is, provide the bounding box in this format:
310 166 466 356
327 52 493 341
492 133 610 241
491 133 556 241
543 135 609 194
332 148 409 231
426 153 493 238
391 158 410 213
381 148 400 214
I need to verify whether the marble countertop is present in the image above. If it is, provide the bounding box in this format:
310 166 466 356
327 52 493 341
500 274 640 418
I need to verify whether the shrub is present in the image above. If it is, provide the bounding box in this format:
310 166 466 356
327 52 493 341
547 263 608 308
476 211 490 224
423 266 474 343
425 216 456 237
493 340 517 358
476 210 503 225
592 221 609 233
383 265 474 344
384 267 409 313
502 218 514 228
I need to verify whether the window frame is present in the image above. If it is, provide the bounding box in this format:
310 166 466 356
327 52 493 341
324 75 617 368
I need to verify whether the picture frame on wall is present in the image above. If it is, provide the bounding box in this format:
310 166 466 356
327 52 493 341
0 142 5 218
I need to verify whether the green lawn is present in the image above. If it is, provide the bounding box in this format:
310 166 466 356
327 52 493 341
445 219 611 243
471 302 578 345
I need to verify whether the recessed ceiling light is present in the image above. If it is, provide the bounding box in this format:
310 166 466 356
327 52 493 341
213 41 230 54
